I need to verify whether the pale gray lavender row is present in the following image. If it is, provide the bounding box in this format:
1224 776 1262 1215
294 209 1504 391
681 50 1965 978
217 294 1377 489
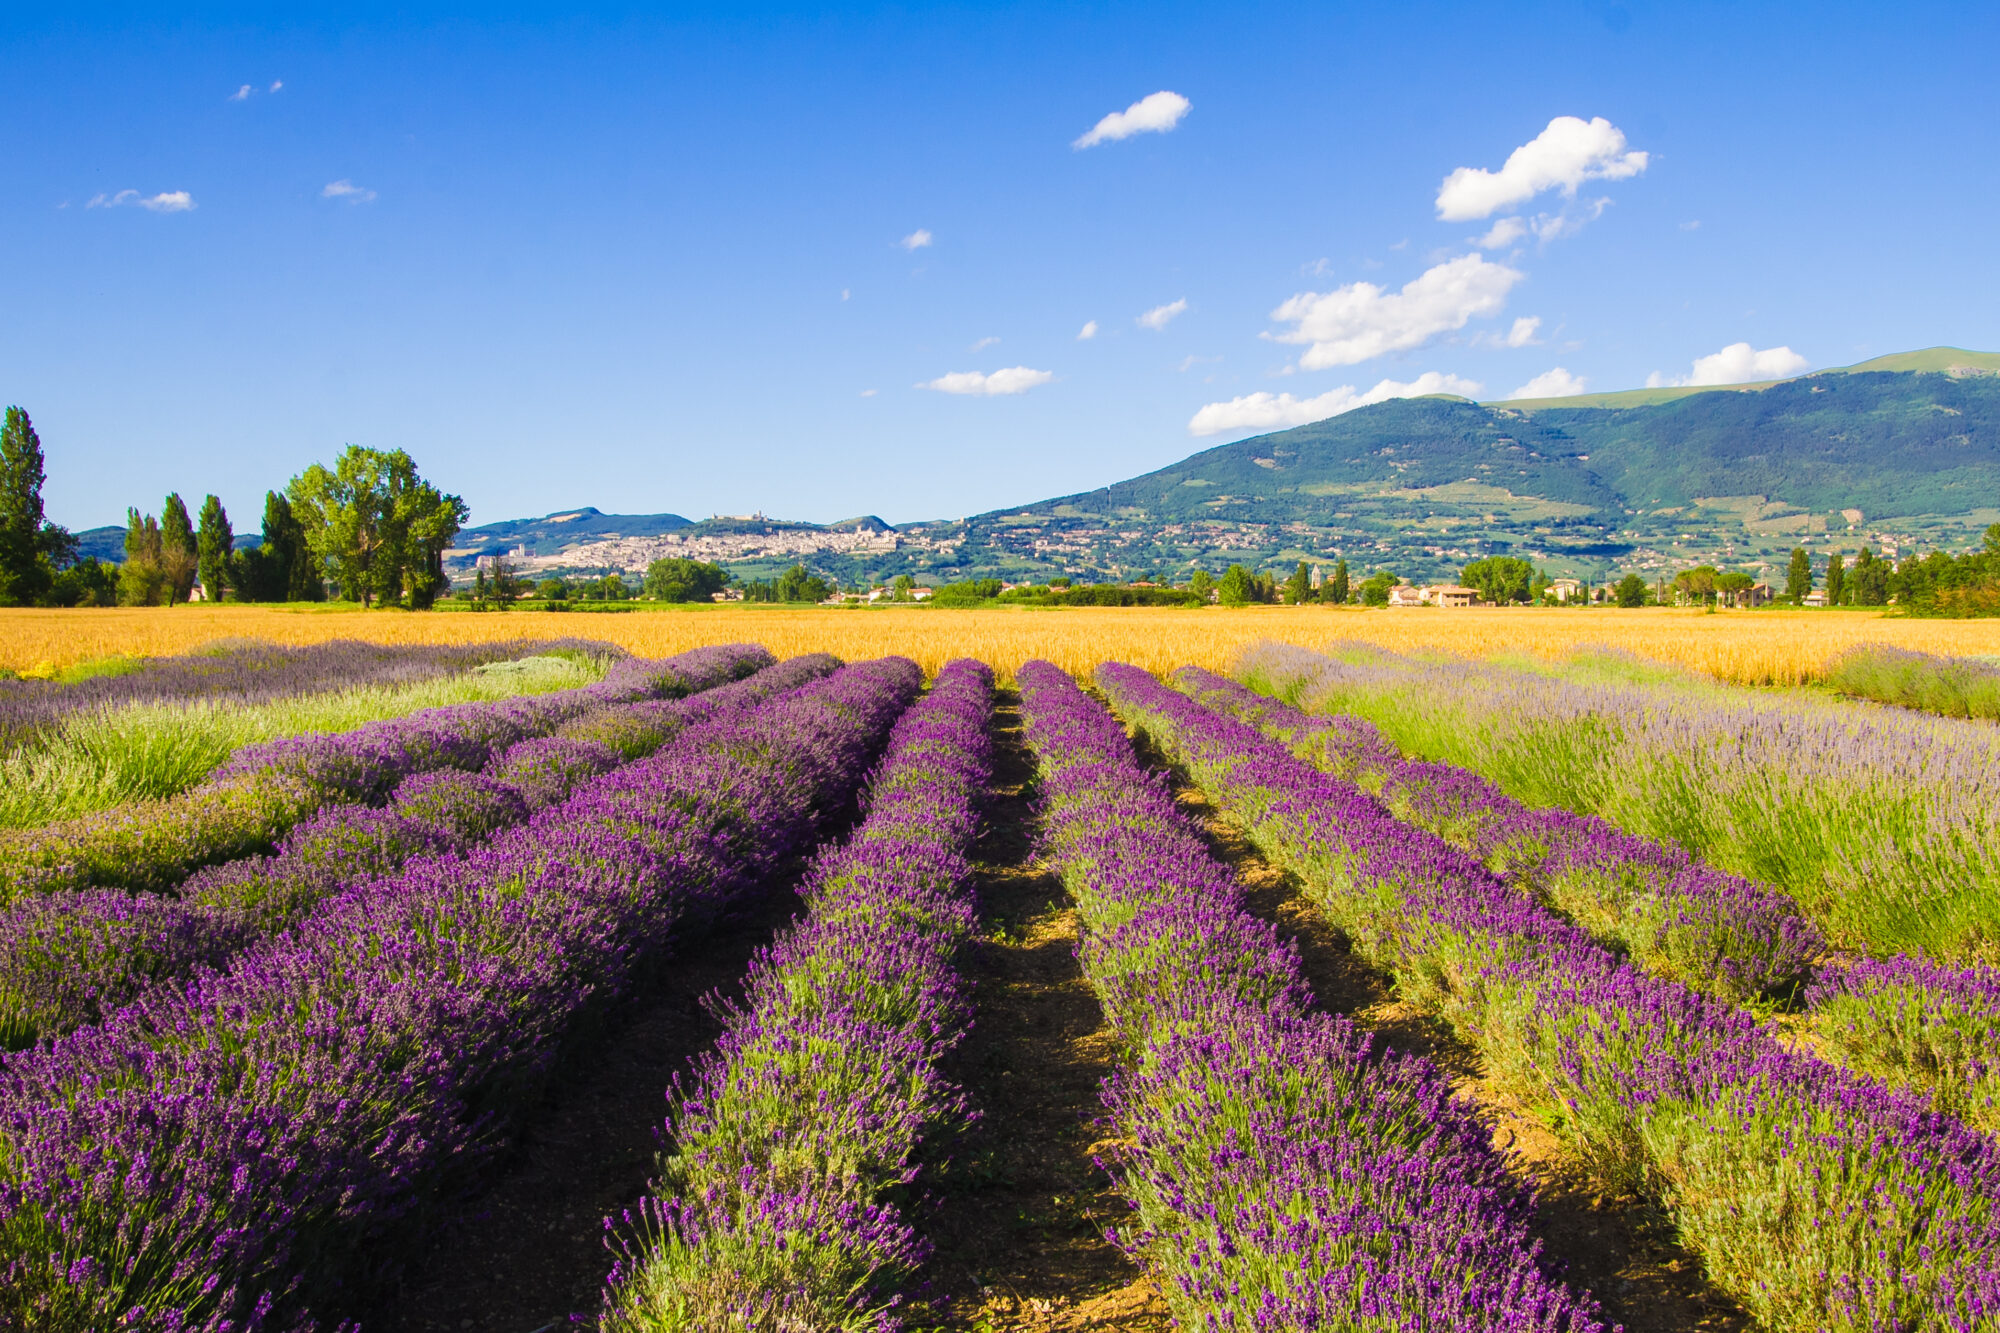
1019 661 1605 1332
0 651 838 1051
1100 661 1998 1332
0 643 774 899
601 658 996 1331
0 656 922 1331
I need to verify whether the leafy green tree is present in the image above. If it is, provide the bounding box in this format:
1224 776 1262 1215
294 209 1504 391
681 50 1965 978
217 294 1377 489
932 578 1001 607
1614 573 1648 608
1324 558 1350 605
119 508 167 606
1825 552 1847 606
1716 570 1755 607
1674 565 1720 606
643 557 729 602
1851 547 1893 606
891 574 915 602
288 447 467 608
537 577 570 601
157 493 198 604
1283 562 1313 605
1460 556 1534 605
1187 569 1215 602
51 558 118 607
1786 547 1813 602
0 407 55 606
1359 569 1397 606
196 495 234 600
1217 564 1255 606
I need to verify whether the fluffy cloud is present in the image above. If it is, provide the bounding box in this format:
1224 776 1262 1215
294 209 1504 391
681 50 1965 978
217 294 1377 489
1475 217 1529 249
229 84 252 101
1509 367 1589 399
322 179 378 203
87 189 195 213
1500 316 1542 348
1077 320 1099 340
1269 254 1521 369
969 336 1000 351
1188 371 1481 437
1073 90 1190 149
1649 342 1810 388
918 366 1055 396
1436 116 1648 221
1137 298 1187 331
899 228 933 251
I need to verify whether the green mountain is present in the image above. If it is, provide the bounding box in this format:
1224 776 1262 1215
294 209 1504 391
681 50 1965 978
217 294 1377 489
921 355 2000 585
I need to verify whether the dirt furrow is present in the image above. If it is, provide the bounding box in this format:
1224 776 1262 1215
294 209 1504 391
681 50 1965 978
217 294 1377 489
915 692 1169 1332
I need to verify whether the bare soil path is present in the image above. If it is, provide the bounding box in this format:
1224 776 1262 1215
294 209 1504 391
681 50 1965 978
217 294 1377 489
1165 772 1754 1333
367 879 807 1333
914 691 1169 1332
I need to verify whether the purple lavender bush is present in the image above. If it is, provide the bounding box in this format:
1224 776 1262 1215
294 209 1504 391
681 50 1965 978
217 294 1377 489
0 656 920 1331
0 642 774 899
1806 954 2000 1133
1100 661 2000 1332
1020 661 1606 1333
602 659 994 1331
1170 665 1820 1002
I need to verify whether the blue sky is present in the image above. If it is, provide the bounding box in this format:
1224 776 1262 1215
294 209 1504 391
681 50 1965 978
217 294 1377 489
7 2 1997 531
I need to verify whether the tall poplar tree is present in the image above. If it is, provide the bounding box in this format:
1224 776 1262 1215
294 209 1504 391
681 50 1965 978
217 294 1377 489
1825 552 1847 606
0 406 53 606
1325 557 1351 604
159 493 198 602
196 495 234 600
1786 547 1813 602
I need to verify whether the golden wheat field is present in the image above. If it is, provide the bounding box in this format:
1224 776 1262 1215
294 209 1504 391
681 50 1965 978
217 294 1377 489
7 603 2000 683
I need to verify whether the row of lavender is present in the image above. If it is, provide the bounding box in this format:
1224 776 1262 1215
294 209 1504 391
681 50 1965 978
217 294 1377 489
1185 662 2000 1135
0 637 625 750
0 656 922 1331
1099 661 1998 1331
0 643 774 899
1234 642 2000 964
1018 661 1605 1331
0 651 840 1051
601 658 995 1330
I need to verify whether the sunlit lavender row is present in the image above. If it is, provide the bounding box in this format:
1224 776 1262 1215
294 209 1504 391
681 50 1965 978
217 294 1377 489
1021 660 1606 1332
602 657 994 1330
0 655 921 1330
1100 660 1999 1331
1237 640 2000 961
0 642 772 898
0 651 838 1049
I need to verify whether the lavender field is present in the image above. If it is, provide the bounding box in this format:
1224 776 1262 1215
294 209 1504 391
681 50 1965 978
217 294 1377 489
0 636 1994 1333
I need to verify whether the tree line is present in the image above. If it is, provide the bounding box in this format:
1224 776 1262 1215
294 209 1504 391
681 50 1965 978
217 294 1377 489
0 407 467 609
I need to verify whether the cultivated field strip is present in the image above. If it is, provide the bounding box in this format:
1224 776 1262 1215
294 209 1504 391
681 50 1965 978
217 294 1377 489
1212 653 2000 1129
1237 641 2000 961
0 652 840 1049
1098 661 2000 1331
601 658 995 1328
1174 666 1820 1003
1018 661 1606 1331
0 643 773 898
0 657 922 1330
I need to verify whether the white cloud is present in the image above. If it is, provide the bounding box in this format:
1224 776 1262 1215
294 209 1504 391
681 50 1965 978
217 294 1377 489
321 179 378 203
841 288 851 301
1076 320 1098 340
1501 316 1542 348
1188 371 1482 436
918 366 1055 396
899 228 933 251
1436 116 1648 221
1073 90 1191 149
859 388 878 398
1680 220 1701 231
1269 253 1522 369
269 80 283 92
969 336 1000 352
1137 298 1187 331
1651 342 1810 388
87 189 195 213
229 84 252 101
1509 367 1589 399
1475 217 1528 249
